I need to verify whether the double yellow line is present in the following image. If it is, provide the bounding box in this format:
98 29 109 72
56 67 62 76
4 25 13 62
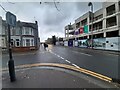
1 63 112 82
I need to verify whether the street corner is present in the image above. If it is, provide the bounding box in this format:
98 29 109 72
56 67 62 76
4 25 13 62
1 63 119 88
2 65 119 88
1 66 104 88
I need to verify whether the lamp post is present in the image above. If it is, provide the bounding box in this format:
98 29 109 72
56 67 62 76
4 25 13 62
6 12 16 82
88 2 94 49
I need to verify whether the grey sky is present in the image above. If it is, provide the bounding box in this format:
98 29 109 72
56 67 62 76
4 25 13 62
0 2 102 42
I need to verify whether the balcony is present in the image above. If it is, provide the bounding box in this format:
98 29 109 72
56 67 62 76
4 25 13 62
107 10 116 16
89 26 102 31
81 18 87 26
90 14 103 23
106 22 117 28
106 4 116 16
106 16 117 28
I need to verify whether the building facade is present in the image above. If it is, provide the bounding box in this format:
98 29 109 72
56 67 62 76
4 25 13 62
64 1 120 51
0 17 40 52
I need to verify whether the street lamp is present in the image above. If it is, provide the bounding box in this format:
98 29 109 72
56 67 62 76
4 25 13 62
88 2 94 49
6 12 16 82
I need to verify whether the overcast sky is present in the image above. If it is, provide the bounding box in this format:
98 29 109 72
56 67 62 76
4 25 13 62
0 1 102 42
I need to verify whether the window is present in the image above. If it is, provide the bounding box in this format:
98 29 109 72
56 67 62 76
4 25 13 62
22 27 25 35
15 27 20 35
31 39 34 46
11 39 14 46
25 29 29 35
31 28 34 35
22 27 34 35
26 39 30 46
2 26 5 35
23 39 25 46
22 38 34 47
106 4 115 16
10 27 14 35
23 27 30 35
1 39 4 47
16 39 20 47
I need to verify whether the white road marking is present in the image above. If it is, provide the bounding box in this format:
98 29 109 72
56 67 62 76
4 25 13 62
57 55 60 58
79 52 92 56
60 57 64 60
49 51 72 64
72 64 80 68
65 60 71 63
50 50 89 68
72 51 92 56
54 53 57 56
49 50 52 52
107 54 119 57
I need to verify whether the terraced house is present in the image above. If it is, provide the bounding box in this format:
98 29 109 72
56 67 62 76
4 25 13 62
0 16 40 52
64 1 120 51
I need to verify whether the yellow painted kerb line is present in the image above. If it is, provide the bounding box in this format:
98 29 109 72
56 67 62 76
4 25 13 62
1 63 112 82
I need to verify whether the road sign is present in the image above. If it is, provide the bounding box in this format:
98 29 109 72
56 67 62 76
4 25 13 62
6 12 16 27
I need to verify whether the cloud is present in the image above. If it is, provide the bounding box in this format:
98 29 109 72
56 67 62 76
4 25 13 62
0 2 102 42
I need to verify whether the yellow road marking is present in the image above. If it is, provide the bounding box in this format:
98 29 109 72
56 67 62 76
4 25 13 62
1 63 112 82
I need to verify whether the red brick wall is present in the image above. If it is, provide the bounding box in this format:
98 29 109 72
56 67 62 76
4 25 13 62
12 46 37 52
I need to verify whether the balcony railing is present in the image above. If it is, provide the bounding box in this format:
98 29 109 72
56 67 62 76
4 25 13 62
107 10 116 16
90 16 103 23
106 22 117 28
81 23 87 26
89 27 102 31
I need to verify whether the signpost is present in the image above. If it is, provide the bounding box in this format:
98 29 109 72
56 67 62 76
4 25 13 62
6 12 16 82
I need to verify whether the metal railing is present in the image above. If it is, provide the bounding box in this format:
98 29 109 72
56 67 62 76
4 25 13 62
89 26 102 31
107 10 116 16
106 22 117 28
89 16 103 23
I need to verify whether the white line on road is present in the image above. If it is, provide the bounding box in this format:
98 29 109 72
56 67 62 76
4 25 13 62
57 55 60 58
72 51 92 56
65 60 71 63
54 53 57 56
107 53 119 57
79 52 92 56
72 64 80 69
60 57 64 60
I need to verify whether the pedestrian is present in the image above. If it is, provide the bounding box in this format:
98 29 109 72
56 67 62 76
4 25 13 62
44 43 48 51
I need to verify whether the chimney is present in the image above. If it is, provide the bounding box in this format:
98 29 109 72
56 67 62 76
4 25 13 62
35 21 38 25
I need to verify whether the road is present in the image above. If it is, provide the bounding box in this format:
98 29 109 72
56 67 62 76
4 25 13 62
2 45 119 81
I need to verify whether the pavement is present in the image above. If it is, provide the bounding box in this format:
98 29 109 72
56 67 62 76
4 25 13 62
2 66 119 88
67 46 120 55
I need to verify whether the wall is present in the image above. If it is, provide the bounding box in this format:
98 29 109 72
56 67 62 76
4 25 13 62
78 37 120 51
78 39 87 48
0 37 6 48
0 17 2 47
73 40 78 47
64 41 68 46
105 37 120 51
93 38 106 50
